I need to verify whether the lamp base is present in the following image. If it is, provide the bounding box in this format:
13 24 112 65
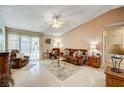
111 68 122 73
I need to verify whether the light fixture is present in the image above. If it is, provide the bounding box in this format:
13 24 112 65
89 43 101 57
51 15 66 28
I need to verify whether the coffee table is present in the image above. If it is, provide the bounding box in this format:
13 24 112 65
51 56 65 67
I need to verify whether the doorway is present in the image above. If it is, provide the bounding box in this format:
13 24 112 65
8 34 40 60
102 23 124 65
20 36 40 60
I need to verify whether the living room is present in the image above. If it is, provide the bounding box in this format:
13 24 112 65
0 5 124 88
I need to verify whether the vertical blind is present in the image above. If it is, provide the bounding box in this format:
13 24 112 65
8 34 39 59
21 36 31 56
8 34 20 51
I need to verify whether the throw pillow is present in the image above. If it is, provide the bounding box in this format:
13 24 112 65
73 51 78 57
63 50 70 56
16 53 24 58
77 50 83 57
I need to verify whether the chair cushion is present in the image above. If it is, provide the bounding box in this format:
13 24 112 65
16 53 24 58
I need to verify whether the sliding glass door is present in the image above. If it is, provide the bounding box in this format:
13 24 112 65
8 34 40 60
21 36 31 56
31 37 39 59
8 34 20 51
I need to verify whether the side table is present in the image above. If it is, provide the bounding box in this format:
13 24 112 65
88 56 101 68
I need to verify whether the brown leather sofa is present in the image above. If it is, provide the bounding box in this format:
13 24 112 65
10 50 29 68
64 48 87 66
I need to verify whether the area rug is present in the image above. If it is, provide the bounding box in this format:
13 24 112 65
43 60 83 81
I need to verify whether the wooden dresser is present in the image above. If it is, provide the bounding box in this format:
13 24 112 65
104 66 124 87
0 52 10 87
88 56 101 68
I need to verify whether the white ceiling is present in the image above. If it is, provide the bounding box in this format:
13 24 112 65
1 5 122 36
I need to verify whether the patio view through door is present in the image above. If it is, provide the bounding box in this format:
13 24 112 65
8 34 40 60
21 36 31 57
103 23 124 65
31 37 39 59
21 36 39 60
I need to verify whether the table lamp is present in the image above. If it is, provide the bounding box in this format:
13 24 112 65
90 44 96 56
108 44 124 73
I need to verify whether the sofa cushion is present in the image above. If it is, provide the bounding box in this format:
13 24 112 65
77 50 83 57
63 49 70 56
73 51 77 57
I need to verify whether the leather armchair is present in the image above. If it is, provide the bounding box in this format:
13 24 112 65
49 48 60 59
10 50 29 68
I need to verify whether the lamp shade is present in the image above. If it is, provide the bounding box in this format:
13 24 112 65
90 44 96 50
108 44 124 55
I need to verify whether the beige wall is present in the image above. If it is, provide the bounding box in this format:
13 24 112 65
60 7 124 52
40 33 55 53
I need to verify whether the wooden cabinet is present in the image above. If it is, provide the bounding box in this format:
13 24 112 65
0 52 9 74
88 56 101 68
0 52 10 87
104 66 124 87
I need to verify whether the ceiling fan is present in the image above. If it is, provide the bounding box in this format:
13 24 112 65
51 15 66 29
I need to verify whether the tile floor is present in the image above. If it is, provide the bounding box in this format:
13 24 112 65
11 59 105 87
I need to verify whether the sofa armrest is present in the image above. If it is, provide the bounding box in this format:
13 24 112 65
24 56 29 62
11 58 22 61
24 56 29 58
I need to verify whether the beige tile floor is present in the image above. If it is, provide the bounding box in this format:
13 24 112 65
11 59 105 87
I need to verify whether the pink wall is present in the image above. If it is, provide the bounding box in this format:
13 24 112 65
60 7 124 50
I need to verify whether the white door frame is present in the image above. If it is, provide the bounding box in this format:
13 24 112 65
102 27 107 66
102 22 124 66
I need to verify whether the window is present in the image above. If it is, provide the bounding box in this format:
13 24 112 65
8 34 40 59
0 29 3 51
31 37 39 59
8 34 20 51
21 36 31 56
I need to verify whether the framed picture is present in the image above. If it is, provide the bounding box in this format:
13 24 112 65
45 38 51 44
